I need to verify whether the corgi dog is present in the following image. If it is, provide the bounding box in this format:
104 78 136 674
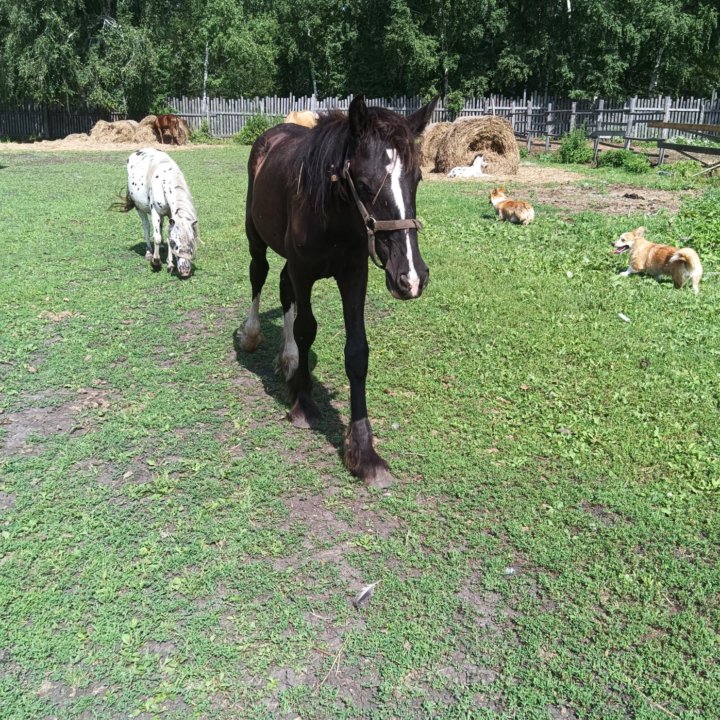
489 188 535 225
613 226 702 294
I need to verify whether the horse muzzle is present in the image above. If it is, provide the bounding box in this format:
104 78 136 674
177 258 193 278
386 266 429 300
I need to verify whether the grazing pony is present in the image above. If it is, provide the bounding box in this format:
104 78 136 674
121 148 198 277
238 94 438 487
153 114 181 144
284 110 318 128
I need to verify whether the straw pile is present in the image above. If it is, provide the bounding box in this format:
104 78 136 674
431 116 520 175
134 115 160 144
90 119 140 143
419 122 451 167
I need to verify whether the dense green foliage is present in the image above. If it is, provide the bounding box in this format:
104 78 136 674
233 114 283 145
1 0 718 113
1 147 719 717
597 149 652 173
557 126 594 165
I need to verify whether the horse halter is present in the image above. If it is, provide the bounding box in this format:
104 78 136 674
342 161 423 269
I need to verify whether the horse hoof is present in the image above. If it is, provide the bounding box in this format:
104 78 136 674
238 329 262 353
364 465 396 490
288 398 320 429
145 251 153 260
150 258 162 270
344 418 395 488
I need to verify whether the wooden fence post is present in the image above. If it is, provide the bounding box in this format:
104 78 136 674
544 102 553 151
593 99 605 163
569 101 577 132
623 96 636 150
658 95 672 165
526 101 533 152
510 101 516 132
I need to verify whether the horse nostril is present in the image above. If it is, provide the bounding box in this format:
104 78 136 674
398 273 411 291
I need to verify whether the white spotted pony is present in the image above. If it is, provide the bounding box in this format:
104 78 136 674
122 148 198 277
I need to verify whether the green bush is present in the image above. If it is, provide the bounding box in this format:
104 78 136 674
596 149 651 173
189 120 213 144
234 114 282 145
667 159 702 178
557 127 593 164
673 187 720 255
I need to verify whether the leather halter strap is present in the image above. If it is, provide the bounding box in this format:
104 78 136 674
342 161 422 269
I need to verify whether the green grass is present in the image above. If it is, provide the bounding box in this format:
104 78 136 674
1 147 719 719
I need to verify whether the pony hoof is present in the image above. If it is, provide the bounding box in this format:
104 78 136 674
150 258 162 270
238 329 262 353
288 398 320 429
145 251 153 260
344 418 395 488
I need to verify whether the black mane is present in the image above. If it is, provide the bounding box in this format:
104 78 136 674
293 106 420 215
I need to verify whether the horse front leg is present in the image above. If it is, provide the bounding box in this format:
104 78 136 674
150 210 163 270
336 268 395 488
137 209 152 260
286 273 321 429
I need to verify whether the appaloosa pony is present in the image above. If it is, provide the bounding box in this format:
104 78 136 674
238 94 438 487
121 148 198 277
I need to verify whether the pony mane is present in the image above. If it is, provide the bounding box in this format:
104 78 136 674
293 107 420 215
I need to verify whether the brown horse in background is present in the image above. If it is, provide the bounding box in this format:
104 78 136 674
153 114 181 144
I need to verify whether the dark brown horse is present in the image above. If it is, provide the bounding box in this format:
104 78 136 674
153 114 181 144
238 94 438 487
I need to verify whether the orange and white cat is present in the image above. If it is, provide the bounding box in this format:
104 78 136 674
613 226 702 294
489 188 535 225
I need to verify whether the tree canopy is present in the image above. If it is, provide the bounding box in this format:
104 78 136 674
1 0 718 113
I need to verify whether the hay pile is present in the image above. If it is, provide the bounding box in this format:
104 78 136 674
83 115 189 145
419 122 451 166
90 119 140 143
423 116 520 175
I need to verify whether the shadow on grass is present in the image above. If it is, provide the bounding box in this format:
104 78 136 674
232 308 346 460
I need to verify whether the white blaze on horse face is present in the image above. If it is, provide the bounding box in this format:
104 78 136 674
386 148 420 297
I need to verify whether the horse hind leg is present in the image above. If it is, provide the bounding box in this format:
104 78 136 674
237 226 269 353
286 272 321 429
276 263 299 381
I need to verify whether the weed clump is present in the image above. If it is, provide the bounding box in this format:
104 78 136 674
558 127 593 164
597 149 651 173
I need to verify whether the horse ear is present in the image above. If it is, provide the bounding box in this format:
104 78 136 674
349 94 370 138
407 96 440 136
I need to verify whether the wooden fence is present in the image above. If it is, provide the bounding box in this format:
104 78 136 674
2 92 720 145
0 103 107 140
166 92 720 146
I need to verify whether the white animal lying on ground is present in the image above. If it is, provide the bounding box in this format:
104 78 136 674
447 155 487 178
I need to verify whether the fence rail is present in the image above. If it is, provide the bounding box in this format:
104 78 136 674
167 92 720 146
0 103 108 140
2 92 719 145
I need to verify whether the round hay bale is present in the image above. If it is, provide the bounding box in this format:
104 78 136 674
134 125 159 144
89 119 139 143
62 133 90 143
434 116 519 175
419 122 451 168
175 117 190 145
138 114 157 128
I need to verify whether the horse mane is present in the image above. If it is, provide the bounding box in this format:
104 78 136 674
293 107 420 215
170 168 197 224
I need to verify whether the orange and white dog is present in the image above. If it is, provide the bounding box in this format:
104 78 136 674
613 226 702 294
489 188 535 225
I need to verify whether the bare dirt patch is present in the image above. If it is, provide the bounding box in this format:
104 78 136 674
1 387 113 456
423 161 582 185
526 184 692 216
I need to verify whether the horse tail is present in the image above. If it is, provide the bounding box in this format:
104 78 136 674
109 189 135 213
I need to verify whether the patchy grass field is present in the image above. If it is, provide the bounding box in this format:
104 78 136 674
1 146 719 719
